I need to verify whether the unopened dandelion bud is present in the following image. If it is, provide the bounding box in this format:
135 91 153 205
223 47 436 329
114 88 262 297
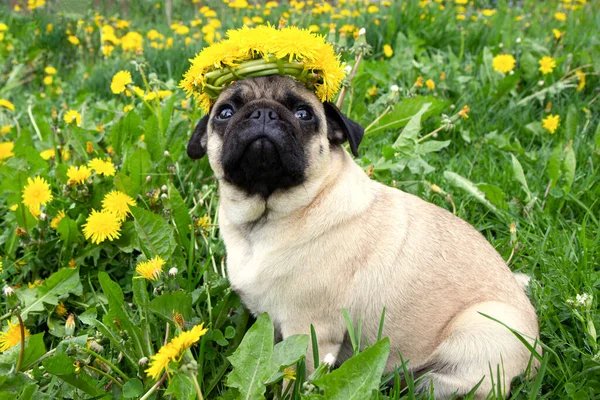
161 185 168 192
160 193 168 200
146 175 152 182
510 222 517 234
138 356 149 366
516 37 521 43
89 340 104 353
390 84 399 92
3 285 15 297
39 213 47 221
16 227 27 237
430 184 442 194
537 80 544 86
163 150 170 157
65 313 76 336
168 267 178 276
498 43 503 48
587 320 597 341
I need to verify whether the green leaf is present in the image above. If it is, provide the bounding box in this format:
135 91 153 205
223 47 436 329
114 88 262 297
168 183 192 252
594 123 600 150
56 217 80 248
562 144 576 193
565 105 579 140
114 172 135 198
43 354 108 398
43 354 75 375
98 272 146 359
165 372 195 400
416 140 451 154
227 313 278 400
510 154 532 202
130 206 177 260
123 378 144 399
271 334 309 368
312 338 390 400
110 111 143 156
443 171 500 215
393 103 431 147
149 291 193 322
547 144 562 186
17 268 82 320
476 183 508 211
125 148 151 196
367 97 443 135
143 115 165 162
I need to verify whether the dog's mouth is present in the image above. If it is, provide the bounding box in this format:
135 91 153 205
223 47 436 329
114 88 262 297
221 130 306 198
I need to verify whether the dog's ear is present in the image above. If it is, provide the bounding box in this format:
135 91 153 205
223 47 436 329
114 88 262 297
187 115 209 159
323 102 364 157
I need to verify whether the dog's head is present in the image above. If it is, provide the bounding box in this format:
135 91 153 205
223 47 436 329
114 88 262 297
187 75 363 198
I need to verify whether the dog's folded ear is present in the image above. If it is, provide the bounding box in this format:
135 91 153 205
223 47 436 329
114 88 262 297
323 102 364 157
187 115 209 159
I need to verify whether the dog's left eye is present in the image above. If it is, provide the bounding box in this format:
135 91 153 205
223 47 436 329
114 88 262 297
295 106 313 121
216 106 234 120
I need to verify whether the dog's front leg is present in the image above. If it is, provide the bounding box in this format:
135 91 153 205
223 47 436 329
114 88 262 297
281 319 346 373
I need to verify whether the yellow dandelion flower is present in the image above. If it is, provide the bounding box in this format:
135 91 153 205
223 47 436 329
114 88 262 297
67 35 80 45
458 105 470 119
542 114 560 134
1 125 11 135
492 54 516 73
552 29 562 39
63 110 82 125
22 176 53 210
0 99 15 111
51 210 66 229
102 190 136 221
145 323 208 380
383 44 393 58
414 76 424 87
135 256 165 281
110 70 133 94
43 76 53 85
197 215 211 230
0 320 31 352
45 66 57 75
55 301 68 316
67 165 92 185
123 104 133 113
538 56 556 75
0 142 15 160
575 70 585 91
88 158 116 177
283 367 296 381
554 12 567 22
482 9 496 17
82 209 122 244
425 79 435 90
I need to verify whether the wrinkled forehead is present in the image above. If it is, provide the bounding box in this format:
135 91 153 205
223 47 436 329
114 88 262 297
215 75 322 110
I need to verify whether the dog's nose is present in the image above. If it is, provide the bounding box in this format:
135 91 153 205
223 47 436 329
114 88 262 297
249 108 279 123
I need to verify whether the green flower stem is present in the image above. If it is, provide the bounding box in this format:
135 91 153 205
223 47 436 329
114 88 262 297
15 314 25 373
140 372 168 400
189 372 204 400
84 365 124 390
79 347 129 381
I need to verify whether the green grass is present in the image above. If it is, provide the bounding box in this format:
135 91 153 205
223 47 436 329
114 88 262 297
0 0 599 399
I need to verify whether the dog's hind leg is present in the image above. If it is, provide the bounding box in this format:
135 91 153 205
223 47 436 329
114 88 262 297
415 301 539 399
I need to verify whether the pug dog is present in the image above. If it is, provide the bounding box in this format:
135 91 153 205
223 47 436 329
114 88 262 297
187 75 540 398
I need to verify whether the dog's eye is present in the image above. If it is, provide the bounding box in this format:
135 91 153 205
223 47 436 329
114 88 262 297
294 106 313 121
216 106 234 120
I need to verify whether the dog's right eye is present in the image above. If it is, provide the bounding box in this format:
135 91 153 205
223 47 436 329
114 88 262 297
216 106 234 120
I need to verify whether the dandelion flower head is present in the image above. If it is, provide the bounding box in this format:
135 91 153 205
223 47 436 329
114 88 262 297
102 190 136 221
0 320 30 352
538 56 556 75
22 176 53 210
82 209 122 244
135 256 165 281
145 323 208 379
67 165 92 185
88 158 116 176
0 142 14 160
492 54 516 73
111 70 133 94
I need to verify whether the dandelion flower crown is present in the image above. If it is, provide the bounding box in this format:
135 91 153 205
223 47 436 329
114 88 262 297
179 25 346 113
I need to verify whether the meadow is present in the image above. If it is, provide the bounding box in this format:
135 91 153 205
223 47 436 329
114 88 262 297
0 0 598 398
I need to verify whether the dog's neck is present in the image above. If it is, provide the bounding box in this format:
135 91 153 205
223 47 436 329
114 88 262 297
217 148 376 233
